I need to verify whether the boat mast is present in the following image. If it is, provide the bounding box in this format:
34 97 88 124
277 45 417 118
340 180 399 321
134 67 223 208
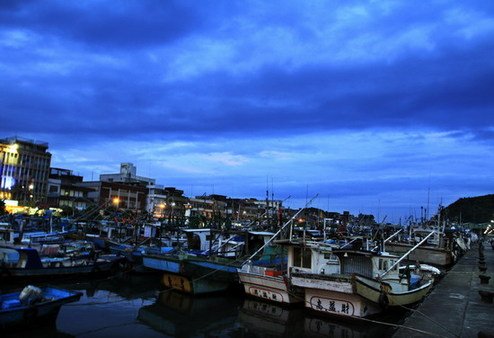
242 194 318 265
380 230 435 277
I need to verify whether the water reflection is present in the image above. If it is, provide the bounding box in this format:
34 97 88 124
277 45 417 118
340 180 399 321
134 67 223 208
137 291 400 338
238 298 393 338
4 274 403 337
3 326 75 338
239 298 305 336
138 290 242 337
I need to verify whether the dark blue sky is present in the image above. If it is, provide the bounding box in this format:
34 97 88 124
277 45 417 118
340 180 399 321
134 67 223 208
1 1 493 221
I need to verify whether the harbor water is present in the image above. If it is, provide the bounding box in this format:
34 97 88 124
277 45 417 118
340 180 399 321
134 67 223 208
2 273 407 337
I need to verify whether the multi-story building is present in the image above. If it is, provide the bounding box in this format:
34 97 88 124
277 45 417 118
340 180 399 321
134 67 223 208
147 185 187 220
47 168 93 211
0 136 52 205
77 162 153 212
78 180 148 212
185 194 228 226
100 162 155 185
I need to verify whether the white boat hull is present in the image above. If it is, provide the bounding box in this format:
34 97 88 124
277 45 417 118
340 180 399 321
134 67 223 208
355 276 433 307
305 288 381 318
238 272 302 304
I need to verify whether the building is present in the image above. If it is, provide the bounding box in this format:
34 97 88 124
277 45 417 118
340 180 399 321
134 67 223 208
78 180 148 212
147 185 187 221
47 168 93 211
0 136 52 205
76 162 156 213
100 162 155 185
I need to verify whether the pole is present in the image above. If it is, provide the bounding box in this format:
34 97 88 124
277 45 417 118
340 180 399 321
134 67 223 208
384 229 403 243
242 194 318 265
380 231 435 277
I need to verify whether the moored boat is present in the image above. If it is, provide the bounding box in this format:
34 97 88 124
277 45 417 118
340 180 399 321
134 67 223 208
0 286 82 330
0 246 125 281
238 260 303 304
143 229 278 294
280 231 438 318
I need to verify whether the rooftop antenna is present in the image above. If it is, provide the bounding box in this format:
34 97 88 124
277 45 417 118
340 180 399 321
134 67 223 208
426 175 431 220
377 199 381 223
271 177 274 209
266 176 269 224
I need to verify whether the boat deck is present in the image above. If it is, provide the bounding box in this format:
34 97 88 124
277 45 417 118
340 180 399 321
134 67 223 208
393 240 494 338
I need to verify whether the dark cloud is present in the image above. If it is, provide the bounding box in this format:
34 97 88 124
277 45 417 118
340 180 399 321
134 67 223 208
0 0 205 49
1 1 493 142
1 38 493 141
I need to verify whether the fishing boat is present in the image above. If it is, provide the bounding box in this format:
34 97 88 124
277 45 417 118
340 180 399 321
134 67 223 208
143 229 277 294
0 246 125 280
237 259 303 304
0 286 82 330
279 231 438 318
385 228 463 267
236 207 310 304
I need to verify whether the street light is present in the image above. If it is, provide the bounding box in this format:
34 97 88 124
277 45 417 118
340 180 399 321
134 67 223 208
112 197 120 208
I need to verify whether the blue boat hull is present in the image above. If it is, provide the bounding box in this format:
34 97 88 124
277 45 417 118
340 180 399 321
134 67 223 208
0 287 82 330
142 254 183 274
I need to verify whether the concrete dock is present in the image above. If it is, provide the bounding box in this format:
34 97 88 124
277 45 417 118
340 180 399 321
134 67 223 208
393 240 494 338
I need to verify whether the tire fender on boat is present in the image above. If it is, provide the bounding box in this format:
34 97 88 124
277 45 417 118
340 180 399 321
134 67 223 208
378 291 389 309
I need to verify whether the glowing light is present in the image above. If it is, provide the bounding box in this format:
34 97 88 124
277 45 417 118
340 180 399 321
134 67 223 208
112 197 120 206
1 176 15 190
7 144 18 153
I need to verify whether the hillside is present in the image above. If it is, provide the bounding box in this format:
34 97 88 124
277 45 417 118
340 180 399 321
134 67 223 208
442 194 494 223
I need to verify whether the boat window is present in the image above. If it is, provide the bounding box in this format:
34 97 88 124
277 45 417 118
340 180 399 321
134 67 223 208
382 260 388 270
324 253 338 261
293 247 311 269
379 259 383 270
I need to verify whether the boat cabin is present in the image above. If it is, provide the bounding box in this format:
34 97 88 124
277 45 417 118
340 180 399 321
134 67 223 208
183 229 213 252
0 247 43 269
287 242 340 276
286 241 401 281
0 227 15 245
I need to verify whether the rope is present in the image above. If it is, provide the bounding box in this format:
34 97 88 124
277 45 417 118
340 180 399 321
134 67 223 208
398 304 459 338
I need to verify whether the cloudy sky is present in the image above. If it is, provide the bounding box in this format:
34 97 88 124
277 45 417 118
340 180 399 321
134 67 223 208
1 0 493 222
